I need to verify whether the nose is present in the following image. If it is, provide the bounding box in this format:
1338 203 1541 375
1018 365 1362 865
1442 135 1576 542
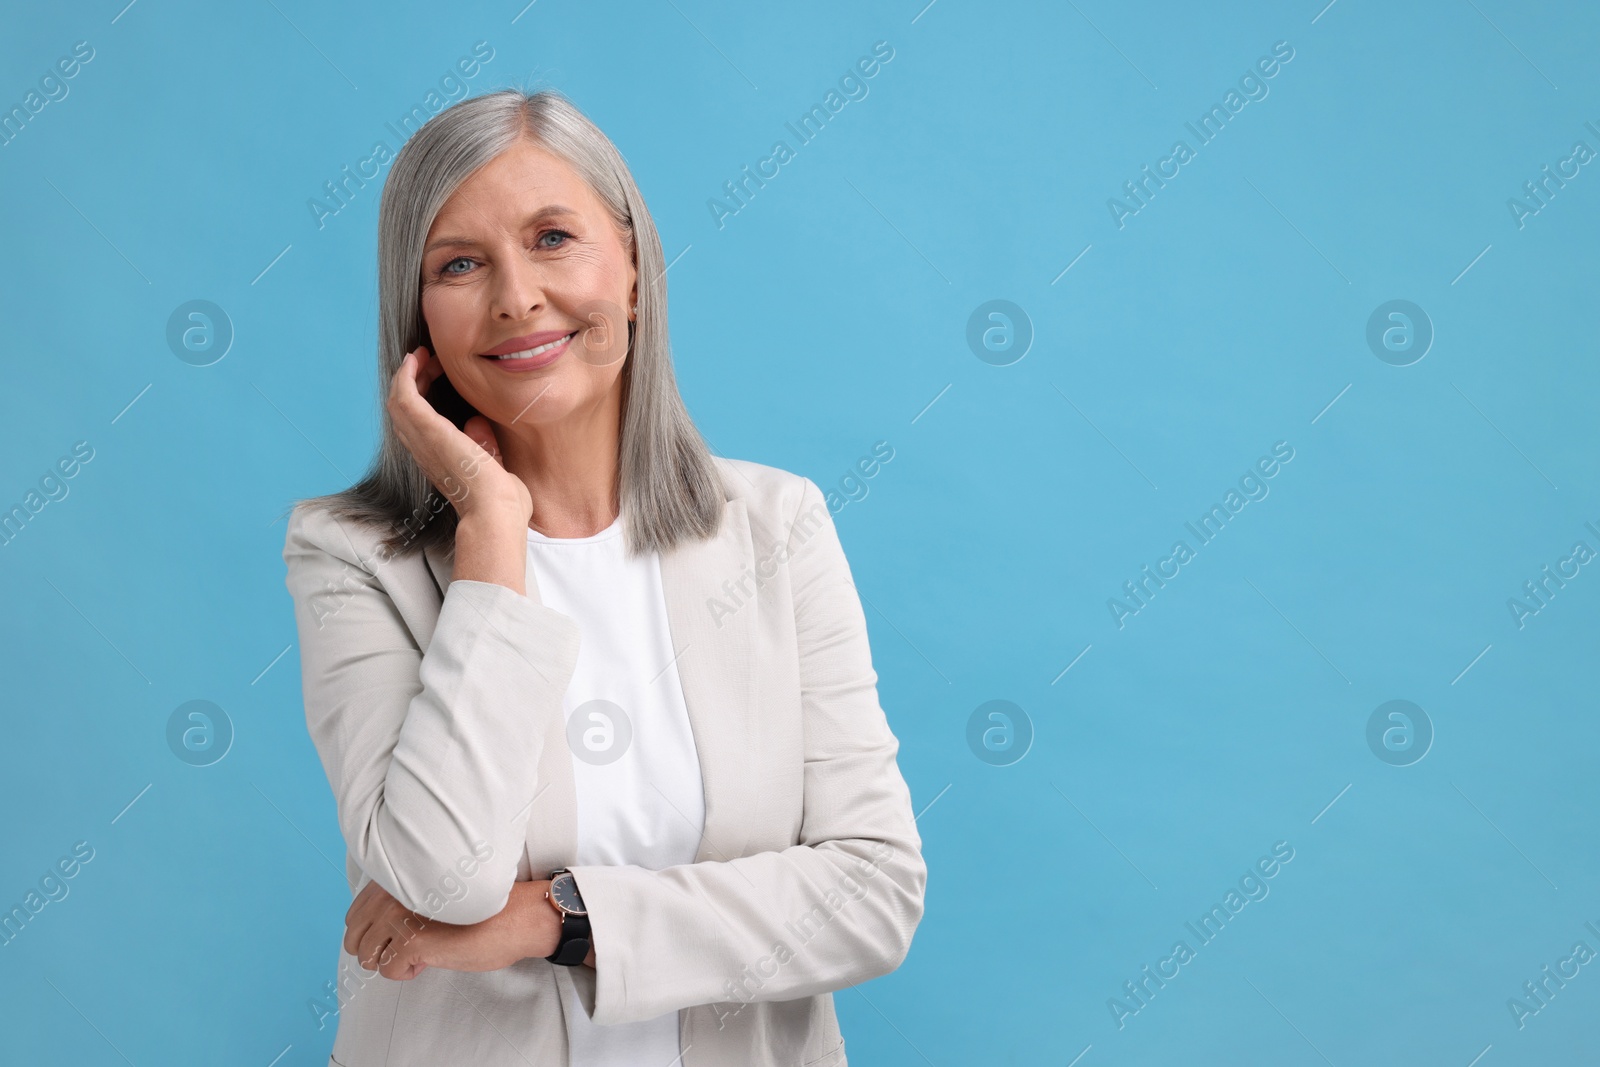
487 242 548 321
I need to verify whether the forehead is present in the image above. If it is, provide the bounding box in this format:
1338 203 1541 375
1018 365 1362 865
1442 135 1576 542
427 140 603 234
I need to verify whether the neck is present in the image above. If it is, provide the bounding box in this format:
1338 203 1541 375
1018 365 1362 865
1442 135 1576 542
494 384 622 538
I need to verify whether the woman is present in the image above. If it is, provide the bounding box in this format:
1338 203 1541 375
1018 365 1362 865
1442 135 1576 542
281 88 926 1066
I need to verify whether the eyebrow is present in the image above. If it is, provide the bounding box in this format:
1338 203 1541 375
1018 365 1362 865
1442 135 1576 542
423 205 581 253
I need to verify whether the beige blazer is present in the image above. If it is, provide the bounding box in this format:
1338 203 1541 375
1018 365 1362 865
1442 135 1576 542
281 456 927 1066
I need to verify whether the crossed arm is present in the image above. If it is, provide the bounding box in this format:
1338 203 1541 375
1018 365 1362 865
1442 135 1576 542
283 475 926 1026
341 875 594 979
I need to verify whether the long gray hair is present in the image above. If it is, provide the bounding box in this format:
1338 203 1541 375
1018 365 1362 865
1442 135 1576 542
288 88 724 563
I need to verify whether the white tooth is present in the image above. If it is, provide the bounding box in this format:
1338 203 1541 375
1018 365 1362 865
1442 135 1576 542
494 332 574 359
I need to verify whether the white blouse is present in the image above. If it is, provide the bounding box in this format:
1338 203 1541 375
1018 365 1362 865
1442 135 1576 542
525 514 705 1065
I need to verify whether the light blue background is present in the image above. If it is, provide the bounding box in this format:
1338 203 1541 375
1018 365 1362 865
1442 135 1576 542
3 1 1598 1063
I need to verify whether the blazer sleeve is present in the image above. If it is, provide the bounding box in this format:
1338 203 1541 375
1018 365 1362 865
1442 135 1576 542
564 475 928 1026
282 502 582 925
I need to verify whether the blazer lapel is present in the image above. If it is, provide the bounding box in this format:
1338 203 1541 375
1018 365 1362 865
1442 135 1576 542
658 497 758 866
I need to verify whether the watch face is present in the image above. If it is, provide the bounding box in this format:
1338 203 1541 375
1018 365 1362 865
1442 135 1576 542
550 874 586 915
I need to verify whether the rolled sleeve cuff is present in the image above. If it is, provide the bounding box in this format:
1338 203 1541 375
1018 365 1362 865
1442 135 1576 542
563 864 654 1026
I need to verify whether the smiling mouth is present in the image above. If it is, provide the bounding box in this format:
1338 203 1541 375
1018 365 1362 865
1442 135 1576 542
481 331 578 362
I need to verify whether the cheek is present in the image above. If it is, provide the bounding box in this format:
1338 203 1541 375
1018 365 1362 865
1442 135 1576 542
420 288 480 355
562 243 631 295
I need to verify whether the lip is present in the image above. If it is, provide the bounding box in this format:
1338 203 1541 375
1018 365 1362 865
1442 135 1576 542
479 330 577 370
481 329 575 356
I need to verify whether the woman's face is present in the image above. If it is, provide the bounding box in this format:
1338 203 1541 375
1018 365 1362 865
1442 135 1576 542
419 139 637 432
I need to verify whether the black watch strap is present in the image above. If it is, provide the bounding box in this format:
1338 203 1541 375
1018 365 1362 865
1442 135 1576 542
546 870 592 966
548 912 592 966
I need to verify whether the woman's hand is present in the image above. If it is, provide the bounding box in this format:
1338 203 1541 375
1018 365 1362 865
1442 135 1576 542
343 877 438 980
386 345 532 525
343 878 595 980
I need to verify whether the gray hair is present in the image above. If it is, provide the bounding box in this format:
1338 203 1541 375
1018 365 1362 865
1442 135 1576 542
286 88 724 562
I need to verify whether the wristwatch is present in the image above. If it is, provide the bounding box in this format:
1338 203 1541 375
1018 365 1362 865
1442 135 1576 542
544 868 592 966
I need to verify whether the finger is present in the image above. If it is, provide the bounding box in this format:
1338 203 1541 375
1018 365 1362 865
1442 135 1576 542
386 353 445 468
378 942 416 981
389 348 435 412
388 348 455 457
343 887 377 953
389 348 419 400
393 346 446 407
378 924 426 979
462 415 502 463
357 928 393 973
344 911 373 958
345 882 399 953
364 937 393 973
413 345 446 395
379 918 421 964
387 911 428 954
346 877 380 923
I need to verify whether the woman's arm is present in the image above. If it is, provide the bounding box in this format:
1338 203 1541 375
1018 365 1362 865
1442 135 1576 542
282 347 576 925
283 501 581 925
343 877 596 979
563 475 928 1027
452 507 532 594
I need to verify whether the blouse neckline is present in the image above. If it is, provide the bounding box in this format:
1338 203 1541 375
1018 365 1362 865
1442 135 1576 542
525 514 624 546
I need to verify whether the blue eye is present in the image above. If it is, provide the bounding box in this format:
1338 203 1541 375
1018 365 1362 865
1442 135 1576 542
440 257 472 276
538 229 573 248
